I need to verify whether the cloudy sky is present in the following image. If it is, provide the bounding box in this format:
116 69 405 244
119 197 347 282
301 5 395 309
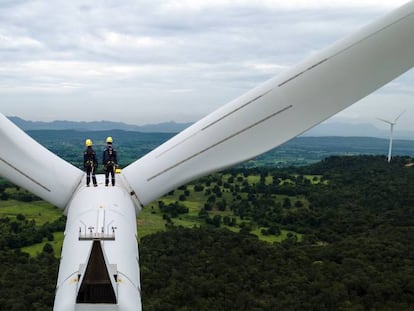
1 0 413 131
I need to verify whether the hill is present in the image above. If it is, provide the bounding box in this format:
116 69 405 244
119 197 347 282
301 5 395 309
303 121 414 139
8 116 414 139
249 136 414 167
24 129 414 168
8 116 192 133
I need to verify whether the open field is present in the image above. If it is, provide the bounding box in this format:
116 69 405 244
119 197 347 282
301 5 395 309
0 171 308 256
22 232 64 257
0 199 62 225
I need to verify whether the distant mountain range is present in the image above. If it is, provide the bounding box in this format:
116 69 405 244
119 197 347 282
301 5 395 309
302 122 414 139
7 116 414 139
8 116 192 133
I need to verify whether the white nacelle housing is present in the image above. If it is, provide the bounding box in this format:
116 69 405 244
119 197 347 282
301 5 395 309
54 175 141 311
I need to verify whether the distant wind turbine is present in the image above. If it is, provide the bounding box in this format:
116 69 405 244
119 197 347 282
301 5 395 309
377 110 405 163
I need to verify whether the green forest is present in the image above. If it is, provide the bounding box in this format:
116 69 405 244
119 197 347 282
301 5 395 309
25 129 414 168
0 131 414 311
0 130 414 310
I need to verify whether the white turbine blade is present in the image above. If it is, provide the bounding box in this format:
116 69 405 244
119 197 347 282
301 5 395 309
0 114 83 208
122 1 414 206
394 109 406 123
377 118 393 125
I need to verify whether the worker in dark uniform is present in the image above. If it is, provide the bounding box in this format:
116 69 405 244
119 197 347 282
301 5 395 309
83 139 98 187
102 136 118 187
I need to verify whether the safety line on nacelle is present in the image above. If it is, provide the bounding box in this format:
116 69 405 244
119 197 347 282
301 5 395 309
147 104 293 182
117 271 141 292
0 156 51 192
155 89 273 159
55 270 79 290
278 10 414 88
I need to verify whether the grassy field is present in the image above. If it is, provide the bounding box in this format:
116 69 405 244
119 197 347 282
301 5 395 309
1 173 311 256
137 206 168 238
139 201 303 244
0 199 62 225
22 232 64 257
0 199 64 256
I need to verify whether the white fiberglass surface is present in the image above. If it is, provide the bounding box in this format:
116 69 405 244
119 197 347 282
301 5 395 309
122 1 414 206
0 113 83 208
54 175 141 311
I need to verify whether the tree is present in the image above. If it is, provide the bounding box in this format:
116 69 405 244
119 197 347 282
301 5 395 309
194 184 204 192
212 215 221 228
294 200 304 208
43 243 54 254
198 209 208 219
283 197 292 208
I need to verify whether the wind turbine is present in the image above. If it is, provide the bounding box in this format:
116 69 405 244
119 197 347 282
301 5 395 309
378 110 405 162
1 1 414 310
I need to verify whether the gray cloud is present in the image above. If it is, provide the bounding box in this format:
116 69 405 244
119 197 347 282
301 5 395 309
1 0 413 130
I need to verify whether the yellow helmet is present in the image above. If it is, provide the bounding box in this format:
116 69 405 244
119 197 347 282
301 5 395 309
106 136 113 143
85 139 93 147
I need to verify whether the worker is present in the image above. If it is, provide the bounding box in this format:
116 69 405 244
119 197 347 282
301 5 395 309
102 136 118 186
83 139 98 187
